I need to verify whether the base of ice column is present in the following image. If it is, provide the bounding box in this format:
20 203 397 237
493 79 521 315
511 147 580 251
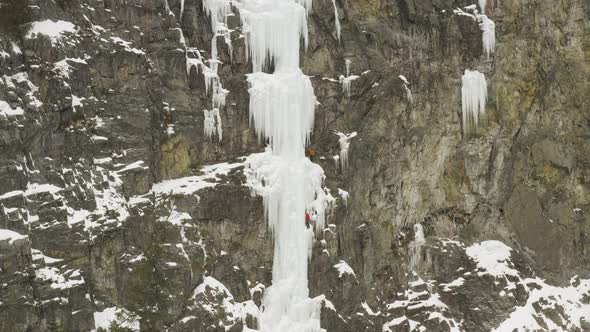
259 278 322 332
245 151 333 332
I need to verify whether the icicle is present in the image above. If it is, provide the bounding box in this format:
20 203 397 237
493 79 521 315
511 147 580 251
203 108 222 141
410 224 426 271
182 1 236 143
335 131 357 171
340 59 358 97
239 1 309 72
248 70 316 157
337 188 349 207
345 59 351 76
478 0 486 14
454 4 495 60
331 0 341 42
461 70 487 130
478 14 495 59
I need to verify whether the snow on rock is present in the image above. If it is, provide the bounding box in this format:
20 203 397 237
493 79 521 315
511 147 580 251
159 204 192 225
94 306 140 331
384 278 463 332
31 249 63 265
26 20 77 44
116 160 148 174
193 276 259 328
333 260 356 278
441 277 466 292
109 36 145 55
461 69 487 129
312 294 336 311
493 277 590 332
152 161 243 196
52 58 87 78
465 240 519 278
361 301 381 316
35 266 85 290
0 229 28 244
0 100 24 117
11 42 21 54
335 131 357 171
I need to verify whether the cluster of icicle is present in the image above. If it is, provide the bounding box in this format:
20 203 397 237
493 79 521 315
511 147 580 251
477 0 495 59
460 0 495 131
334 131 357 172
180 0 234 141
339 59 358 98
454 1 495 59
410 224 426 271
206 0 335 331
461 70 487 129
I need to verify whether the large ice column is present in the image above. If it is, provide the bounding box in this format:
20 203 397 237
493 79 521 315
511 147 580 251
248 70 316 157
241 0 330 331
461 70 487 129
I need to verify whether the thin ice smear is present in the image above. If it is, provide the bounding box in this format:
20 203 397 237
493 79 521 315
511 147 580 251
331 0 341 42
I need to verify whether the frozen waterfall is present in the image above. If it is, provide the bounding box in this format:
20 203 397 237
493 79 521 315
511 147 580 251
239 0 331 331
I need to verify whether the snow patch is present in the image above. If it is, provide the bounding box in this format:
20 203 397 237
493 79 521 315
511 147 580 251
333 260 356 278
0 229 28 244
26 20 77 44
466 240 519 278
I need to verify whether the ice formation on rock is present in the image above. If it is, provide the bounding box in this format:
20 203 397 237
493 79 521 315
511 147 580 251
335 131 357 171
239 0 332 331
454 4 495 59
479 14 496 59
410 223 426 270
184 0 235 141
339 59 359 97
461 70 487 129
331 0 341 42
399 75 413 103
203 109 222 141
478 0 486 14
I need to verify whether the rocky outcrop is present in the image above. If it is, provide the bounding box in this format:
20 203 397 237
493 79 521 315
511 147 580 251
0 0 588 331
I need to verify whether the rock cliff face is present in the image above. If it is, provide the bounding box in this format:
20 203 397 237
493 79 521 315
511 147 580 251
0 0 589 331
